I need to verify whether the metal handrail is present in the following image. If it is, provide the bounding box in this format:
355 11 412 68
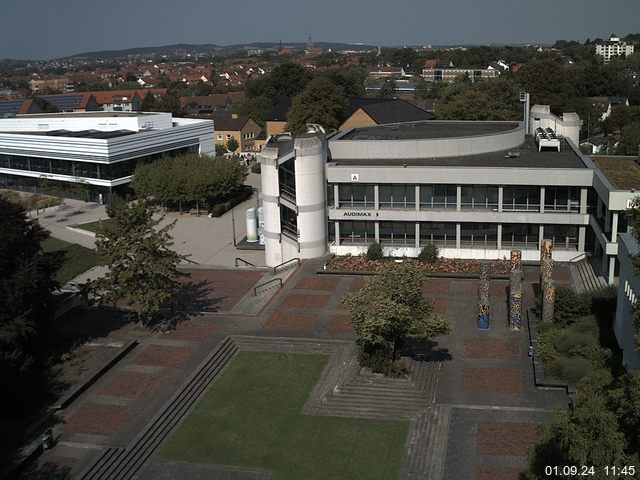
273 257 300 275
235 257 256 267
254 278 282 296
567 252 587 263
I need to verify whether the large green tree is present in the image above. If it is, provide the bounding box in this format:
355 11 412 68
286 77 346 134
92 198 187 325
617 123 640 155
342 261 451 372
0 196 60 410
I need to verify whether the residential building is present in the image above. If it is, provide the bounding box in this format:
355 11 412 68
0 112 214 202
212 114 262 152
180 92 245 116
339 98 435 131
34 93 101 113
265 97 292 137
92 88 167 112
595 35 634 63
28 76 74 93
587 96 630 121
0 98 41 117
368 67 407 79
421 66 498 83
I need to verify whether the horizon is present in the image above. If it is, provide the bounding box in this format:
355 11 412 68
1 0 639 61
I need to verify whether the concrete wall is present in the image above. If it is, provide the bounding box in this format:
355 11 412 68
529 105 582 146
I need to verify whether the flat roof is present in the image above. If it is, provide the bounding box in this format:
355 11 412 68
329 136 586 169
0 129 138 139
338 121 520 141
592 156 640 190
13 111 160 118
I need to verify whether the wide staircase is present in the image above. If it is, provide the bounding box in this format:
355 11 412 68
574 258 609 293
78 337 239 480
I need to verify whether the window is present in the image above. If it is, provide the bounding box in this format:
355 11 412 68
226 134 231 140
544 186 580 212
544 224 578 250
217 134 223 141
420 185 456 209
340 221 376 244
460 223 498 248
420 222 456 246
461 185 498 210
280 205 297 240
338 184 374 208
379 184 415 209
502 224 539 249
502 186 541 211
326 184 335 208
379 222 416 245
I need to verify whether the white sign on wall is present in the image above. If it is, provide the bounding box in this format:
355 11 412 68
351 173 359 182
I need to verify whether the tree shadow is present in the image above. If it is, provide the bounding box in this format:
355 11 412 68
402 338 453 362
16 460 72 480
153 279 225 332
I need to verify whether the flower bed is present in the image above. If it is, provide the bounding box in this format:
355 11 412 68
326 254 511 275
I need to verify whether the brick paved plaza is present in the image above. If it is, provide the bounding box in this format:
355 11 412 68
26 261 571 479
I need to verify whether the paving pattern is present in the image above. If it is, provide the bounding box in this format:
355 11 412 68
27 262 572 480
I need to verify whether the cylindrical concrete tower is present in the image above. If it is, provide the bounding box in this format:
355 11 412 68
294 135 327 260
259 143 283 267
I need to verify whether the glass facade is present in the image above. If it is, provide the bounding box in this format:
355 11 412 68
461 185 498 210
278 158 296 202
379 184 415 209
503 186 541 211
338 184 374 208
280 205 298 239
460 223 498 248
544 186 580 212
340 221 375 244
544 224 578 250
0 146 197 181
420 185 456 209
502 223 539 249
420 222 456 246
379 221 416 245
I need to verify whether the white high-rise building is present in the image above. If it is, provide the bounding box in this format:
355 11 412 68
595 35 634 63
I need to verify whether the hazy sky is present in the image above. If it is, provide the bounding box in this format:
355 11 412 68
1 0 639 60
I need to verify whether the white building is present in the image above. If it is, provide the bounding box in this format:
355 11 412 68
0 111 214 202
595 35 634 63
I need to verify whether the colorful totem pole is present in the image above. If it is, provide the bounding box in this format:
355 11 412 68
540 258 554 287
477 262 490 329
542 279 556 323
510 290 523 329
510 249 522 272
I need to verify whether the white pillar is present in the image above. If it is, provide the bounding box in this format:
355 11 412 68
335 221 340 246
540 186 545 213
580 187 588 215
578 226 586 253
498 186 503 213
538 225 544 251
608 256 616 285
415 223 420 249
456 185 462 212
612 212 619 242
415 185 420 212
374 185 379 210
456 223 461 249
497 224 502 251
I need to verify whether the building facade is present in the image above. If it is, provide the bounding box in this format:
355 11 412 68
259 109 599 268
0 112 214 202
614 233 640 369
595 35 634 63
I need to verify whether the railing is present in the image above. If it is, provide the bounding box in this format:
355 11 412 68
567 252 587 263
235 257 256 267
273 257 300 275
254 278 283 296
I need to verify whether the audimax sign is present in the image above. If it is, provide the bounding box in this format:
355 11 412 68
342 211 379 217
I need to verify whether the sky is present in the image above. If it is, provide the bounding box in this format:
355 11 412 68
1 0 639 60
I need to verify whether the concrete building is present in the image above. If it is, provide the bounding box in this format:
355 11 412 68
614 233 640 369
0 111 214 202
258 107 600 268
595 35 634 63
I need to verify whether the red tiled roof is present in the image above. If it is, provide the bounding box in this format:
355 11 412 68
89 88 167 105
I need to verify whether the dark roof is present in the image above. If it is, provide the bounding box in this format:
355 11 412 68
339 121 515 141
0 98 40 116
265 97 292 121
38 93 99 111
330 136 585 169
212 115 250 131
342 97 396 119
356 100 435 124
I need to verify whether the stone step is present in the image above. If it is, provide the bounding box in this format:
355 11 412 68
79 337 239 480
309 405 419 420
335 385 427 401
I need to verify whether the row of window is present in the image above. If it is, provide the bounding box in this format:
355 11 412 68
329 184 581 212
0 147 197 181
333 221 578 250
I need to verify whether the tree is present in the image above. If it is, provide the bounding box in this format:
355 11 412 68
92 197 188 326
226 136 239 153
0 196 60 411
379 78 396 99
528 394 628 480
286 77 346 134
215 144 227 156
342 262 451 374
617 123 640 155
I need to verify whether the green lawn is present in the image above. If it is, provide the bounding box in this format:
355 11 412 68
74 218 112 234
41 237 98 284
158 351 409 480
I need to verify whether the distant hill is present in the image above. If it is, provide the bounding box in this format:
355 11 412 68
57 42 378 61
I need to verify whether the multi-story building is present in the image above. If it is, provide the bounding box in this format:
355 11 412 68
595 35 635 63
0 111 214 202
421 67 498 83
212 114 262 152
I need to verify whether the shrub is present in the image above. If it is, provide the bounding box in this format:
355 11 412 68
535 322 561 362
418 243 439 263
555 330 599 356
357 349 409 378
551 286 592 327
251 162 261 174
545 356 592 384
209 186 253 217
365 242 383 261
